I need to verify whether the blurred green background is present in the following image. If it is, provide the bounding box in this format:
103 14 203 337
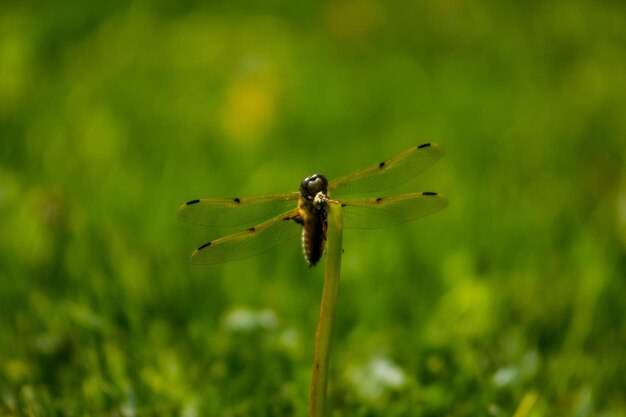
1 0 625 415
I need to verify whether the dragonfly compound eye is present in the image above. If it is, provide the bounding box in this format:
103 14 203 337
300 174 328 198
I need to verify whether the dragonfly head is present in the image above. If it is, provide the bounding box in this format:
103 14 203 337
300 174 328 200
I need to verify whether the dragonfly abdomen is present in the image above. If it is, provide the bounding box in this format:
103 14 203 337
301 214 327 267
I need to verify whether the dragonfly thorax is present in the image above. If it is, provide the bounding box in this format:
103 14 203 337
300 174 328 200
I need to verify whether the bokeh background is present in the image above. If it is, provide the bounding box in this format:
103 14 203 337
1 1 625 416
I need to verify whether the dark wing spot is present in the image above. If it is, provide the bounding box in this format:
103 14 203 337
198 242 211 250
379 161 386 168
376 197 383 202
233 197 241 203
417 143 431 149
248 227 256 232
422 192 437 196
186 199 200 205
341 203 347 207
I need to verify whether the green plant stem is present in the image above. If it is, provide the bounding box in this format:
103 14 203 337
309 201 343 417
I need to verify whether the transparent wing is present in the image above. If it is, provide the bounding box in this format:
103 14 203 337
329 143 444 196
342 192 448 229
190 209 302 264
178 193 299 227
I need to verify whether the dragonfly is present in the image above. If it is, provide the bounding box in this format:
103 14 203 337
178 143 448 266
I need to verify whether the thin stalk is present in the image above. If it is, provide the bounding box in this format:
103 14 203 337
309 201 343 417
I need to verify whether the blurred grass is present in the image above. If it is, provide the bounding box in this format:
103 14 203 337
1 0 625 416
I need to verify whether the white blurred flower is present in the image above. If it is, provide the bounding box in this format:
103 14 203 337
492 366 519 387
222 307 278 332
347 355 407 400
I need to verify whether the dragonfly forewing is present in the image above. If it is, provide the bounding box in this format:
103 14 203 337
341 192 448 229
329 143 444 196
178 193 299 227
190 209 302 264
